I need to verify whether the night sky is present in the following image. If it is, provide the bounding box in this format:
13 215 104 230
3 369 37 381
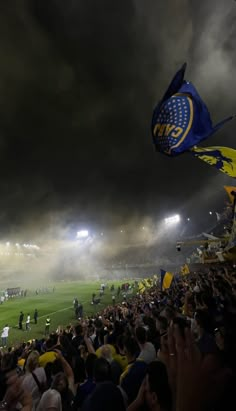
0 0 235 239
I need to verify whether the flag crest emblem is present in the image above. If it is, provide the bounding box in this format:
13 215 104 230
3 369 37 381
152 94 193 154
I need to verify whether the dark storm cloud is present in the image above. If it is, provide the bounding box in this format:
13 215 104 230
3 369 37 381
0 0 235 238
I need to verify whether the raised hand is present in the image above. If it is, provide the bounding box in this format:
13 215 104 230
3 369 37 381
160 325 232 411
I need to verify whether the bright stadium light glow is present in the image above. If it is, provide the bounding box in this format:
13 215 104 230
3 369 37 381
165 215 180 224
187 218 190 221
209 211 213 215
76 230 89 239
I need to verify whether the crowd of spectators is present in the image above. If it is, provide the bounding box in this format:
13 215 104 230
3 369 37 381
0 264 236 410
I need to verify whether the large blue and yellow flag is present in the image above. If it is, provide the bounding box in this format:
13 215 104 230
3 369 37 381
152 63 234 156
160 269 174 290
152 63 236 177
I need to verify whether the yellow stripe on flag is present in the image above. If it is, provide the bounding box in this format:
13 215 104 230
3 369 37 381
162 272 173 290
192 146 236 178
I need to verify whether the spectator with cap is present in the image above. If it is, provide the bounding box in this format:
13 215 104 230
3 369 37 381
38 338 58 368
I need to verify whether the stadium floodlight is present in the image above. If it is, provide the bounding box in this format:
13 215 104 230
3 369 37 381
165 214 180 224
76 230 89 239
209 211 213 215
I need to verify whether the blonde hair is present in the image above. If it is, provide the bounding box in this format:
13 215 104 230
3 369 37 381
25 350 40 373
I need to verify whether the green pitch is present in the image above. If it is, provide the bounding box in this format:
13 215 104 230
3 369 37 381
0 281 130 347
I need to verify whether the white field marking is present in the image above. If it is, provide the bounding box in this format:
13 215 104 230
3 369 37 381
10 293 120 329
14 301 91 328
14 306 73 328
18 294 118 326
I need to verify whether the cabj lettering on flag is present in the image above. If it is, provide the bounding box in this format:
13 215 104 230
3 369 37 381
160 269 174 290
151 63 236 177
